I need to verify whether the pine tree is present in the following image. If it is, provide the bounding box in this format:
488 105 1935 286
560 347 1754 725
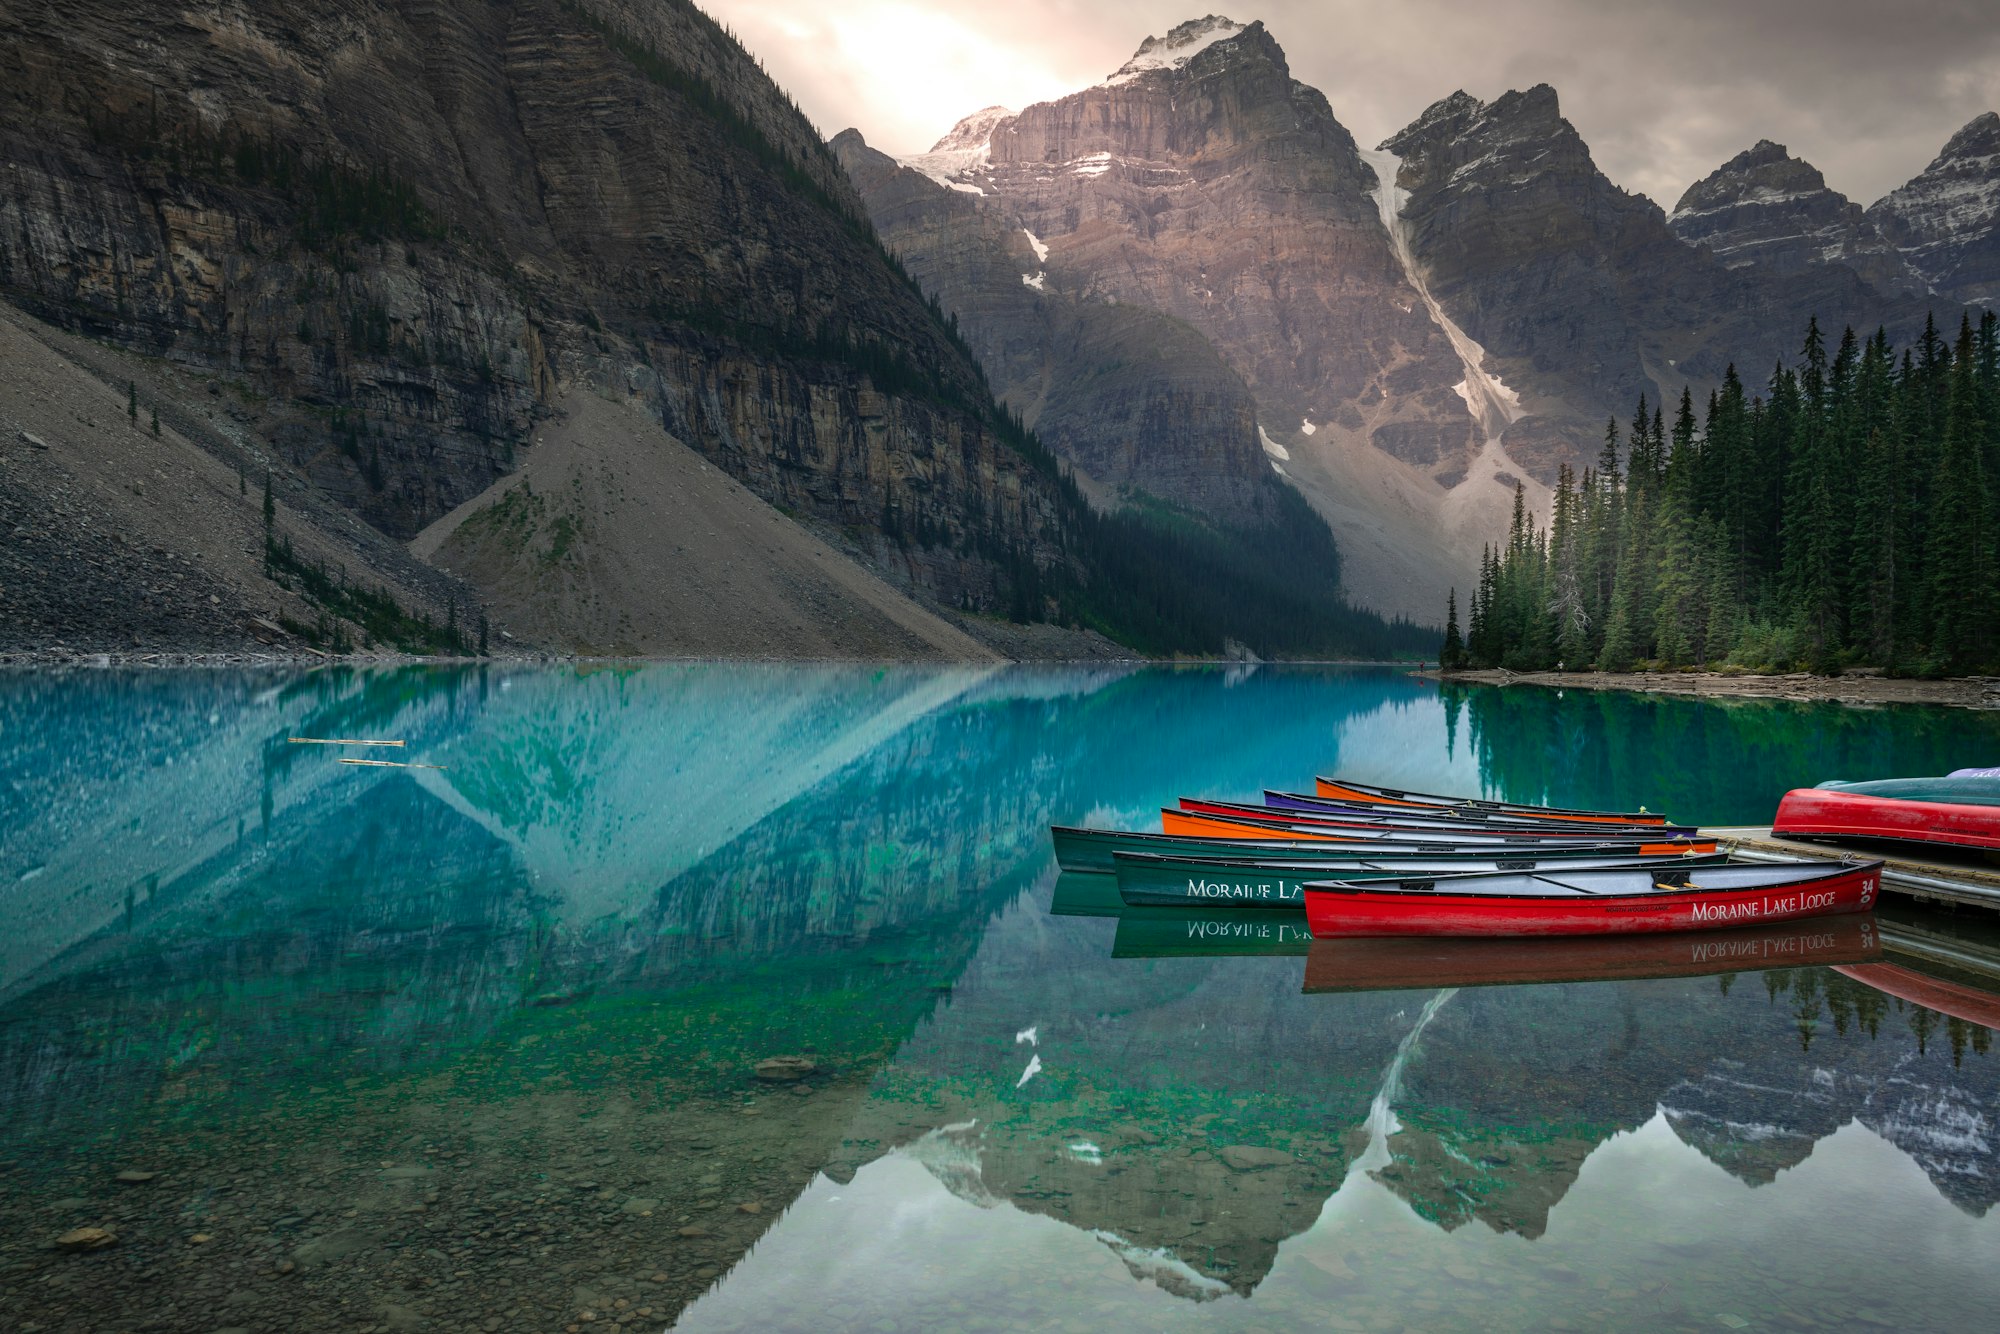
1548 464 1590 667
1926 316 1996 669
1782 318 1846 669
1439 588 1465 669
150 406 160 437
127 382 137 422
1448 309 1996 676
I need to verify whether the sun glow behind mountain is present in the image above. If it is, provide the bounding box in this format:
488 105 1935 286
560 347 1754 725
707 1 1097 155
704 0 2000 212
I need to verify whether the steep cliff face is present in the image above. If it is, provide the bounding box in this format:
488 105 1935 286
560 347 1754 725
840 18 1522 619
1669 140 1925 297
1868 112 2000 308
0 0 1077 637
834 126 1277 521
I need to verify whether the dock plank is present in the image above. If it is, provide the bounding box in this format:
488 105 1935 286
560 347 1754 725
1706 826 2000 912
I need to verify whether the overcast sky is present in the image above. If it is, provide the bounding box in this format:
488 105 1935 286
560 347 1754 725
702 0 2000 207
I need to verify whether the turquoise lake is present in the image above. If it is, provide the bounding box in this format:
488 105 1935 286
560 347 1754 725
3 663 2000 1332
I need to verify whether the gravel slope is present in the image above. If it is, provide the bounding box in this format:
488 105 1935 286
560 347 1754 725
414 392 1002 661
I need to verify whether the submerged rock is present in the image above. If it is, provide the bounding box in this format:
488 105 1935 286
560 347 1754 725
53 1226 117 1251
753 1056 815 1082
1219 1145 1293 1171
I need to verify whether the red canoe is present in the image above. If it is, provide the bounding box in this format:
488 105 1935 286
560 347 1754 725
1774 787 2000 853
1304 916 1882 991
1159 808 1722 855
1303 859 1883 938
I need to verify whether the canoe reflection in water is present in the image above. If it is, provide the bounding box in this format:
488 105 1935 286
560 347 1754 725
1112 908 1316 958
1305 917 1883 992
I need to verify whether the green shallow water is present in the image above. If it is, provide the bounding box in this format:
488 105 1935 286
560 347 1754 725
2 663 1999 1333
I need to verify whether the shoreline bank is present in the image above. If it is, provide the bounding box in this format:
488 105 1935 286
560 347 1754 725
1429 667 2000 710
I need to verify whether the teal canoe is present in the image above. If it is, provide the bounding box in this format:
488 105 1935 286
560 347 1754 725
1815 775 2000 808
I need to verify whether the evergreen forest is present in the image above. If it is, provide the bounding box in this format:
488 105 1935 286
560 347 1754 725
1442 312 2000 676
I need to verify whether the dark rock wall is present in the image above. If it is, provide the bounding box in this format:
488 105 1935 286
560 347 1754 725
0 0 1073 614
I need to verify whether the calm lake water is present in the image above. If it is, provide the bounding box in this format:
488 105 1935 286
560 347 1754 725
3 663 2000 1332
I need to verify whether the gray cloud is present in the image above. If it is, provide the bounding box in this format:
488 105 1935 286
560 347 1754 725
703 0 2000 206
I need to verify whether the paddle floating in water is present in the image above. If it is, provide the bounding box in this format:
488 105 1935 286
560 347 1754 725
287 737 406 747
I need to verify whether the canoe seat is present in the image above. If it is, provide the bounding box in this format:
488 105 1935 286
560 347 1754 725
1652 871 1693 890
1398 879 1437 893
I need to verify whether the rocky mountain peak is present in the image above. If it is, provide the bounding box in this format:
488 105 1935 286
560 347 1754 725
1934 110 2000 167
929 106 1016 155
1105 15 1250 84
897 106 1018 192
1672 141 1831 219
1735 138 1791 167
1668 140 1921 295
1379 91 1483 153
1866 111 2000 306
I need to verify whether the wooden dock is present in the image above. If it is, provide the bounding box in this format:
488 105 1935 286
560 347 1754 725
1706 826 2000 912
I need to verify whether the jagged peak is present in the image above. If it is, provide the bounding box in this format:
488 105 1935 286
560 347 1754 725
1104 15 1252 85
1671 141 1839 218
1869 111 2000 213
1379 90 1483 153
929 106 1015 155
1485 83 1563 125
1728 139 1793 169
1934 110 2000 165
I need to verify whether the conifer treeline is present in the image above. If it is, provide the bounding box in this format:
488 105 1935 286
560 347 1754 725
1443 312 2000 676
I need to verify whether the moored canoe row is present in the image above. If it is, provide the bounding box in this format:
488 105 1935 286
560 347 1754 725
1052 823 1719 874
1050 777 1879 938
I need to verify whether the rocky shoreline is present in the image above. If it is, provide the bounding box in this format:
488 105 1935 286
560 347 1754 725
1429 667 2000 709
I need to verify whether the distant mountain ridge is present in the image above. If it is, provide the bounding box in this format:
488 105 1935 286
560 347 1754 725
1672 118 2000 309
840 16 1992 619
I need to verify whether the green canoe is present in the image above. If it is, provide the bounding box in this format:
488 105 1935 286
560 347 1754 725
1113 848 1734 909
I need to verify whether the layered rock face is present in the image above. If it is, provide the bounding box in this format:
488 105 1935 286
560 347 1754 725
1669 141 1925 297
0 0 1075 627
834 128 1278 522
1868 112 2000 307
841 18 1526 617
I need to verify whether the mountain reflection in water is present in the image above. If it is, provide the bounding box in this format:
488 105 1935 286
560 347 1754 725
1 664 1998 1332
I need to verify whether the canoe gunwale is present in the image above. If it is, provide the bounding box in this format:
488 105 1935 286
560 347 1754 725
1299 859 1879 903
1312 776 1667 824
1181 798 1700 838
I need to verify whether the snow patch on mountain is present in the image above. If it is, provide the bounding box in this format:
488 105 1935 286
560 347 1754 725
899 106 1013 192
1104 15 1245 86
1022 229 1049 263
1258 425 1290 461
